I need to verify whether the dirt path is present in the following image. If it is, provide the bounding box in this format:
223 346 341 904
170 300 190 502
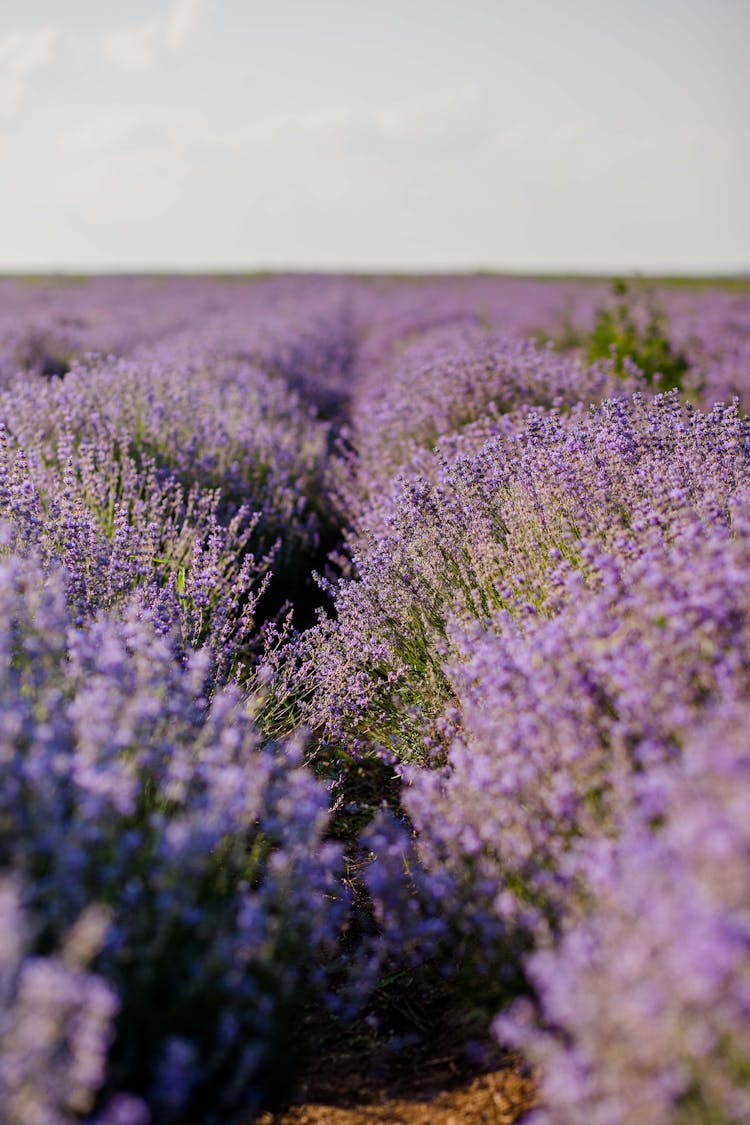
258 1065 536 1124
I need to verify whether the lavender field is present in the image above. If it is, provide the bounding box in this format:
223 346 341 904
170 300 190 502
1 272 750 1124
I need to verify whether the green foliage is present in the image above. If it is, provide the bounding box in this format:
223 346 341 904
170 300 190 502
586 279 689 392
539 279 691 394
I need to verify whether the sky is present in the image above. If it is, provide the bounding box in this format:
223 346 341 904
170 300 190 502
0 0 748 273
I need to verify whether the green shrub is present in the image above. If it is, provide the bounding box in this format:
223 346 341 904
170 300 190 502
586 279 689 392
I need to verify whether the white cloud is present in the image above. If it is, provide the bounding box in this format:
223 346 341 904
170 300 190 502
370 83 480 138
58 108 166 156
99 0 207 71
0 25 59 115
100 19 162 71
165 0 205 50
216 83 482 150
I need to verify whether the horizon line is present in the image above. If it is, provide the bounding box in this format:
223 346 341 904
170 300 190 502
1 267 749 282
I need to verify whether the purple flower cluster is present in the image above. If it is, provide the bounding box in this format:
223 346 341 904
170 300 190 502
354 397 750 1118
0 336 337 675
0 418 271 679
0 549 346 1120
289 392 749 763
342 324 631 530
369 480 750 943
0 878 148 1125
497 705 750 1124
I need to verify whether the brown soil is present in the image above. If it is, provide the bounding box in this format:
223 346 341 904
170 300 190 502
256 1008 537 1125
257 1064 536 1124
256 915 538 1124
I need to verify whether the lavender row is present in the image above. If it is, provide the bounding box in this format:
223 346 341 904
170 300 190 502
355 405 750 1119
280 392 749 762
496 704 750 1124
0 547 348 1121
337 324 633 535
308 369 750 1117
0 343 337 677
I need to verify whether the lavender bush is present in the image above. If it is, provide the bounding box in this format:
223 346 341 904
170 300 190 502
496 705 750 1124
0 424 272 680
0 329 342 677
0 547 347 1122
340 324 629 530
365 481 750 969
278 392 749 763
0 877 149 1125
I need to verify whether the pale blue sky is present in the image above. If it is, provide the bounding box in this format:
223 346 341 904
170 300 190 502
1 0 748 272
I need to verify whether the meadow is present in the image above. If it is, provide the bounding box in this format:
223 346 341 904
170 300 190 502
1 272 749 1124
